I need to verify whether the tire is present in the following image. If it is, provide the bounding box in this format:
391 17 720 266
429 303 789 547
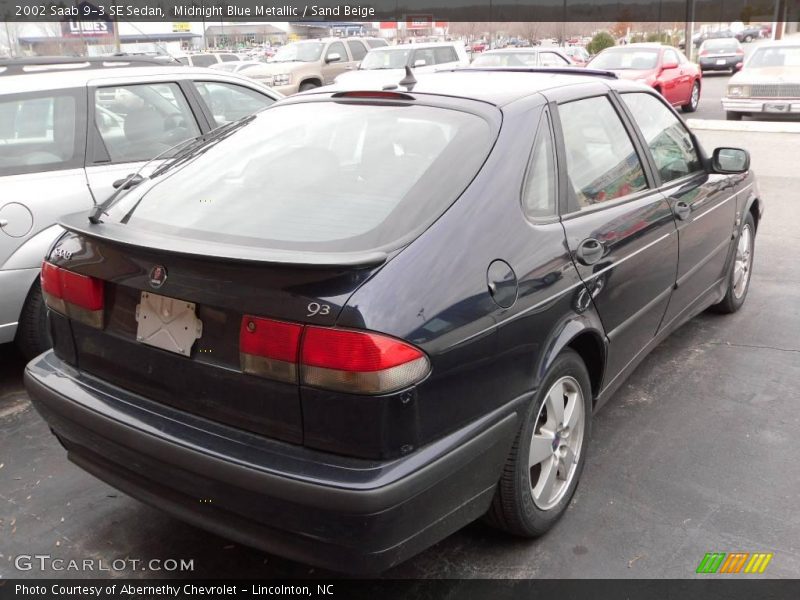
682 81 701 113
712 212 755 314
485 349 592 537
726 111 743 121
298 81 319 92
15 279 51 360
745 35 753 43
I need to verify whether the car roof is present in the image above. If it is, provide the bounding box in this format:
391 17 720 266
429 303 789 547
481 48 557 53
0 65 265 94
373 42 462 49
322 69 622 107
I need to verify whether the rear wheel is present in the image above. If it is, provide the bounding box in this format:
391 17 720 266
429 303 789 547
726 111 744 121
485 349 592 536
682 81 701 113
15 279 51 360
745 35 753 43
712 213 755 314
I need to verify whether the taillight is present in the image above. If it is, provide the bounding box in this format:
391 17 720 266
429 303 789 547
239 317 430 394
239 316 302 384
699 50 708 56
41 261 104 328
301 327 429 394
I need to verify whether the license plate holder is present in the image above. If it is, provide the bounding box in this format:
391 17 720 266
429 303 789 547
135 291 203 357
716 59 726 65
764 102 789 113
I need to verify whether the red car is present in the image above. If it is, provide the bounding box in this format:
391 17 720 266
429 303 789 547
587 43 702 112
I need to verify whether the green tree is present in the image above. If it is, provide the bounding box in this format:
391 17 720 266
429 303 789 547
587 31 616 55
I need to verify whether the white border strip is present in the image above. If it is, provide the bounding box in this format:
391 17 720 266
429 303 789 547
687 118 800 134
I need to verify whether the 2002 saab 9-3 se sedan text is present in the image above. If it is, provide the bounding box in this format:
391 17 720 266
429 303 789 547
25 68 763 573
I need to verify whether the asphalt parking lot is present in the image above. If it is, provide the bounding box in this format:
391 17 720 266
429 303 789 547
1 127 799 580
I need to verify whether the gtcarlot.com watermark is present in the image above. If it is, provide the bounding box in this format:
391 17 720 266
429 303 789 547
14 553 195 573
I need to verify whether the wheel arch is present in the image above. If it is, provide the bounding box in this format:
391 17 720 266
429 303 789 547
747 196 762 233
300 77 322 88
535 311 607 405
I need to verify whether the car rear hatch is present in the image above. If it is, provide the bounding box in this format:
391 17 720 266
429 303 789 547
44 93 499 453
46 222 386 445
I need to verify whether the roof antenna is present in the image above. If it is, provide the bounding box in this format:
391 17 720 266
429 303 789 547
399 66 417 90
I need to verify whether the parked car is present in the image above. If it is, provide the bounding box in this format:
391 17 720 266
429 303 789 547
736 26 763 43
562 45 591 66
25 68 762 573
210 60 266 73
723 42 800 120
334 42 469 86
177 52 240 68
471 41 487 53
588 44 702 112
0 56 281 358
471 47 574 68
698 38 745 73
239 37 388 95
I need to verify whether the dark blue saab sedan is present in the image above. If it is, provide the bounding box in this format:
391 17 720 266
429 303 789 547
25 68 762 572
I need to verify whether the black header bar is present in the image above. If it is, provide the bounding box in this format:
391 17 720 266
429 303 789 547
2 0 799 23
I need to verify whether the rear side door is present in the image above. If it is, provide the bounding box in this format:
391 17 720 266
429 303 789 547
552 88 679 385
0 87 89 269
618 91 738 329
84 78 207 202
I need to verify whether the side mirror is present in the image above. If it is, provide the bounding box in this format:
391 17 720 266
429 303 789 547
712 147 750 174
325 53 341 63
662 60 679 70
413 59 427 67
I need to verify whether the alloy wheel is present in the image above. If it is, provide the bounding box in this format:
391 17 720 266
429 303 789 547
733 224 753 299
690 82 700 110
528 376 585 510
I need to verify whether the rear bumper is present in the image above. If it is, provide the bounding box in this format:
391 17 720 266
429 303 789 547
24 351 520 573
699 58 741 71
722 98 800 114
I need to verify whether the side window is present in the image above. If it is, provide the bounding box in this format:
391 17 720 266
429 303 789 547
522 112 557 219
367 39 388 48
539 52 570 66
0 91 80 176
219 54 238 62
347 41 368 61
621 93 702 183
663 49 679 64
178 57 189 65
94 82 200 163
558 96 648 211
194 81 275 127
191 55 216 68
433 46 459 64
327 42 347 61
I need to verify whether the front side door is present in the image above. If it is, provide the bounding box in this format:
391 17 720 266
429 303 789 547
84 80 205 203
321 41 350 84
659 48 685 105
619 92 738 329
553 91 679 384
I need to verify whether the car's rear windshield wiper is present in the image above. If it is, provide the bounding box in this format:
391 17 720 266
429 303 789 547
88 114 256 224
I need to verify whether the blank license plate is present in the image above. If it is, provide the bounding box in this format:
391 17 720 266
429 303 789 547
716 59 727 65
764 103 789 113
135 291 203 356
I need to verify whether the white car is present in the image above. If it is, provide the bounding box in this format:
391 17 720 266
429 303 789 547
470 47 575 68
0 56 282 357
723 42 800 120
334 42 470 87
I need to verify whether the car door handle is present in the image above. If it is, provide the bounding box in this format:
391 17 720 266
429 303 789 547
576 238 604 265
673 200 691 221
0 219 8 228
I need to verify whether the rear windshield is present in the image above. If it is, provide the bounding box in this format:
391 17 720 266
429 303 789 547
472 52 539 67
590 49 659 70
704 39 739 52
106 101 495 253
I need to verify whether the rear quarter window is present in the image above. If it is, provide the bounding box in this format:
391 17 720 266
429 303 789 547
107 102 496 254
